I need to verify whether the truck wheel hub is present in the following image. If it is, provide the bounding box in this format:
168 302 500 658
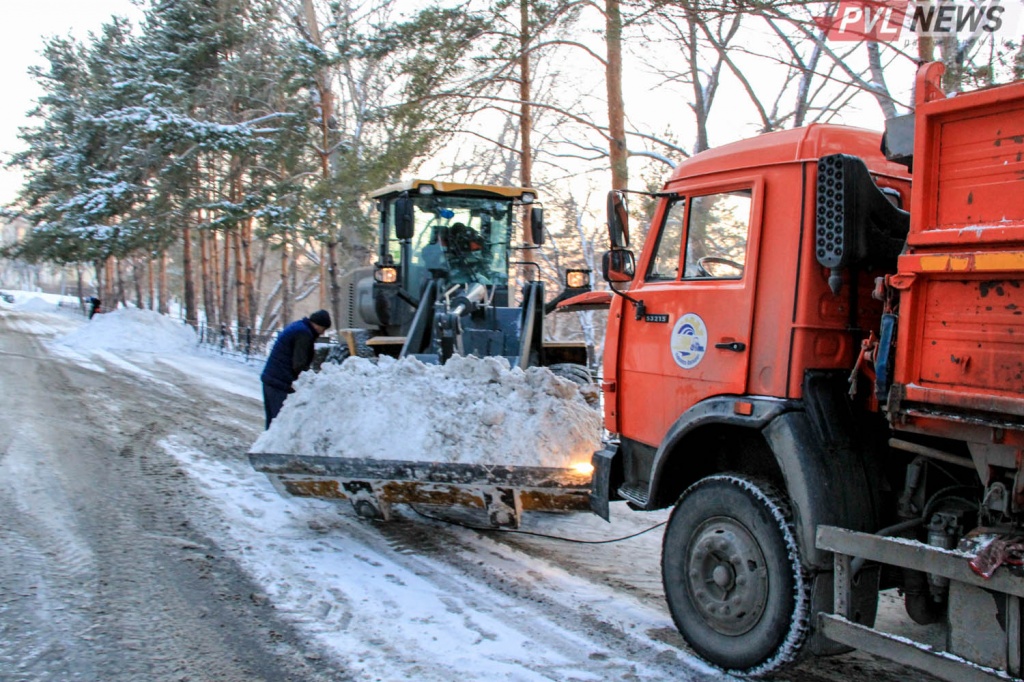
687 518 768 635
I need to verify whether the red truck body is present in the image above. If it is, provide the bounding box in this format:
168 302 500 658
591 63 1024 679
890 66 1024 451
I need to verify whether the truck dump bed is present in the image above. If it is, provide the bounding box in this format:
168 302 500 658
889 65 1024 431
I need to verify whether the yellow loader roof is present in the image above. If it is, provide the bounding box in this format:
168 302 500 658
369 179 538 202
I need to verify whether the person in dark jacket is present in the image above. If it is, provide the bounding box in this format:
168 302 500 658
260 309 331 428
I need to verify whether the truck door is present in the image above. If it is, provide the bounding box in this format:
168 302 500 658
616 183 761 448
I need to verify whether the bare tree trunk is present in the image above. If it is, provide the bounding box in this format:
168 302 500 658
147 259 154 310
210 230 221 327
76 264 85 313
518 0 537 280
132 257 144 309
182 215 197 327
281 233 292 326
253 237 267 327
519 0 533 194
200 227 213 325
327 239 341 333
605 0 627 190
242 217 254 329
158 253 169 315
319 243 328 310
232 229 243 331
221 228 233 326
104 257 116 310
301 0 339 322
866 42 898 119
116 258 127 308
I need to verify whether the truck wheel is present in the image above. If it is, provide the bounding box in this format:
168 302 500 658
662 474 809 676
547 363 592 386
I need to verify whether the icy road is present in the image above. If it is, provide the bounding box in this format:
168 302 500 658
0 301 941 681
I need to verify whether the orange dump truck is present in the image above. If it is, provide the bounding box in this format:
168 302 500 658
584 63 1024 679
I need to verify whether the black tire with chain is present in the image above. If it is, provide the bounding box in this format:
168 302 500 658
661 473 809 676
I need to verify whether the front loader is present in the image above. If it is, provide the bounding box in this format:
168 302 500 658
254 179 598 527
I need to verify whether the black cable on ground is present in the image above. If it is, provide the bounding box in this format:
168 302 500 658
409 504 667 544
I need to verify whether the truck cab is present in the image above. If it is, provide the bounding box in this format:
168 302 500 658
594 124 914 673
600 124 910 510
593 63 1024 680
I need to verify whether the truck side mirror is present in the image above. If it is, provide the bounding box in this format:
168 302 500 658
394 196 414 240
607 190 630 248
602 249 635 283
530 206 545 246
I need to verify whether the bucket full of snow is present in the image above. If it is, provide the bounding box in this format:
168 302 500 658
249 355 603 527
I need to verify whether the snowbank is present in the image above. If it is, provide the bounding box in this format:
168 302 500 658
250 355 602 468
56 307 198 354
4 291 78 310
16 296 60 312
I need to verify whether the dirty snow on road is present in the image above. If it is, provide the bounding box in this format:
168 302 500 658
0 296 943 682
2 300 703 681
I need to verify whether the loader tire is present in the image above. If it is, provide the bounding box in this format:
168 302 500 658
662 474 809 676
547 363 593 386
322 330 376 367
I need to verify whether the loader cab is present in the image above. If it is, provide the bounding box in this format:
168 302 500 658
372 180 541 316
341 180 541 356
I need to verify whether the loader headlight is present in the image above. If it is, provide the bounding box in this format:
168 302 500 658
565 269 590 289
571 462 595 476
375 266 398 284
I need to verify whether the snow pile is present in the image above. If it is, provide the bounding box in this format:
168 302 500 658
251 355 603 468
57 307 198 353
16 296 59 312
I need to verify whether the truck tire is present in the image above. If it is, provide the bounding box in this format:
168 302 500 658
662 474 809 676
547 363 592 386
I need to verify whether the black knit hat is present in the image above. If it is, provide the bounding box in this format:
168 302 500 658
309 309 332 329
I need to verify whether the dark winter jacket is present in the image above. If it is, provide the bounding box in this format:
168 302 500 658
260 318 320 391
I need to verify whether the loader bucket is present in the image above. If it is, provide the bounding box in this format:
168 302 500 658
249 453 593 529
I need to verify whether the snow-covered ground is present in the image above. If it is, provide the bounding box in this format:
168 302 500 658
0 292 941 682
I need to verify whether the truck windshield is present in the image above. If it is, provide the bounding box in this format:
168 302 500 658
385 194 513 292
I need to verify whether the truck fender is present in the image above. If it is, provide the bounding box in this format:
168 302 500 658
649 396 799 506
762 410 879 570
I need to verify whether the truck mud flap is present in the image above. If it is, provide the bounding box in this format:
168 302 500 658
249 452 592 529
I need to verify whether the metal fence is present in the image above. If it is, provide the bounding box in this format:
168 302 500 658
195 322 279 361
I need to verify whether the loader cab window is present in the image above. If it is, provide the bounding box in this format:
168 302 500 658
384 194 513 292
682 190 752 280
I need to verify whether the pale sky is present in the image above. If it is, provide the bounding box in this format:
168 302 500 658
2 1 143 206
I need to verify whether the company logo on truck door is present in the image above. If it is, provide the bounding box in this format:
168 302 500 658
671 313 708 369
